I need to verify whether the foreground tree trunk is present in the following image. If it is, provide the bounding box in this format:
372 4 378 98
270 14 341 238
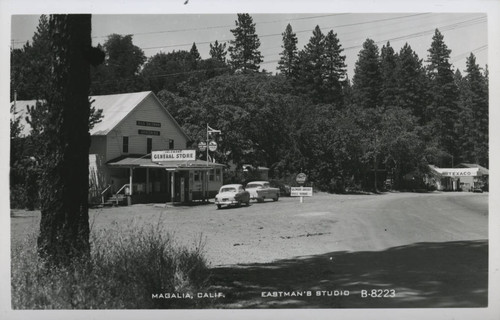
37 15 92 266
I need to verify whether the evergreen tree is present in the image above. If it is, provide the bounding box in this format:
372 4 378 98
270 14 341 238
379 42 398 108
352 38 382 109
37 14 101 266
459 53 488 166
321 30 347 105
10 15 52 100
189 42 201 68
209 40 227 62
426 29 460 165
295 25 326 103
277 23 299 77
395 43 428 123
228 13 263 73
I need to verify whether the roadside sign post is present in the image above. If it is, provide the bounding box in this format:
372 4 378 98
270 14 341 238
294 173 309 203
199 124 221 202
291 186 313 203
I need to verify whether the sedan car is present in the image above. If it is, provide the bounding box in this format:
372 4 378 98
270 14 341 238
245 181 280 202
214 184 250 209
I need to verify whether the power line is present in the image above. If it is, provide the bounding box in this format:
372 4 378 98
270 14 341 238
91 13 351 39
138 13 431 51
259 16 486 65
259 13 482 56
450 45 488 64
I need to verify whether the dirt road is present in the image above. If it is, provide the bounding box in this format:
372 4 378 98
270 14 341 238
11 191 489 308
12 192 487 266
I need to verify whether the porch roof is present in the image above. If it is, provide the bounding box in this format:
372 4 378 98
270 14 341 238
108 157 225 170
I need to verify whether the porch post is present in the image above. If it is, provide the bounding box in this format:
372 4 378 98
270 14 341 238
129 168 133 195
171 171 175 204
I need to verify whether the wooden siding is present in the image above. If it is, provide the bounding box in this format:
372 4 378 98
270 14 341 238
105 94 189 161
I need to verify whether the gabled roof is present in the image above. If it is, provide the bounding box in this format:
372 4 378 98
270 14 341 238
90 91 152 135
11 91 190 141
457 163 489 175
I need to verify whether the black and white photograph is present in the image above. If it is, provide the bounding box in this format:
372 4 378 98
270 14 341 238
1 0 499 319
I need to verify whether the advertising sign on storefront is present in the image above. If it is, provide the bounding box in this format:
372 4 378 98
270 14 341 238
152 150 196 161
434 168 479 177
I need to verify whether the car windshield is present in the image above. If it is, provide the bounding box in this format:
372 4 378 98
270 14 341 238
220 187 237 193
246 183 261 189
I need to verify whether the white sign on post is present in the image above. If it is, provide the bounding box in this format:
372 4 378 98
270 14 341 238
152 150 196 162
291 186 313 203
291 187 313 197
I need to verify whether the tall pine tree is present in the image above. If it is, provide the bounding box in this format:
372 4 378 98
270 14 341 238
321 30 347 105
277 23 299 77
426 29 460 165
295 25 325 103
228 13 263 73
352 38 382 109
37 14 102 266
379 42 398 108
395 43 428 123
459 53 488 166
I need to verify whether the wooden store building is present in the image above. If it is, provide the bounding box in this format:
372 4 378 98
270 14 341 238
12 91 224 205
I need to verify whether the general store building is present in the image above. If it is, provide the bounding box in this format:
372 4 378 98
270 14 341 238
12 91 224 205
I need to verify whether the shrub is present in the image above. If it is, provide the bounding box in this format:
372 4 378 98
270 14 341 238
11 223 211 309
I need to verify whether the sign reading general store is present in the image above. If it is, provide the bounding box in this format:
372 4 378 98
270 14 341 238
152 150 196 161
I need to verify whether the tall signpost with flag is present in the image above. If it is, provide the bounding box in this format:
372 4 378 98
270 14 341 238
199 124 221 201
206 124 221 164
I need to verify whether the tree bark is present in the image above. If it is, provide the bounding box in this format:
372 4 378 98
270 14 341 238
37 15 92 266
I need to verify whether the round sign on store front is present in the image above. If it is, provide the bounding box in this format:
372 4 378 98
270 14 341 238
208 140 218 152
296 173 307 184
198 141 207 152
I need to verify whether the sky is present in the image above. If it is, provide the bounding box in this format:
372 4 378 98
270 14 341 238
10 12 488 78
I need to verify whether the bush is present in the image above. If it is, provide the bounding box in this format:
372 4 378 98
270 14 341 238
11 224 211 309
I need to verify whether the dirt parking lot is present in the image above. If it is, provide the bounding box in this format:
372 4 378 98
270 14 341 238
12 191 488 266
11 191 489 308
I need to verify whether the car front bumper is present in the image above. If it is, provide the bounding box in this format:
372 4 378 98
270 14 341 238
215 199 240 205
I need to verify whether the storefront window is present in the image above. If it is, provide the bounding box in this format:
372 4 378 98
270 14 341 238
147 138 152 154
209 169 215 181
123 136 129 153
215 168 221 181
194 171 200 181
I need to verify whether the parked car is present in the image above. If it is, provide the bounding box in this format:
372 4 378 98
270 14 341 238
214 184 250 209
245 181 280 202
269 180 291 197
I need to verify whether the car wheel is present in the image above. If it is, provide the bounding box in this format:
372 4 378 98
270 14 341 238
237 200 242 207
257 198 264 203
245 200 250 206
217 204 221 209
273 195 279 201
